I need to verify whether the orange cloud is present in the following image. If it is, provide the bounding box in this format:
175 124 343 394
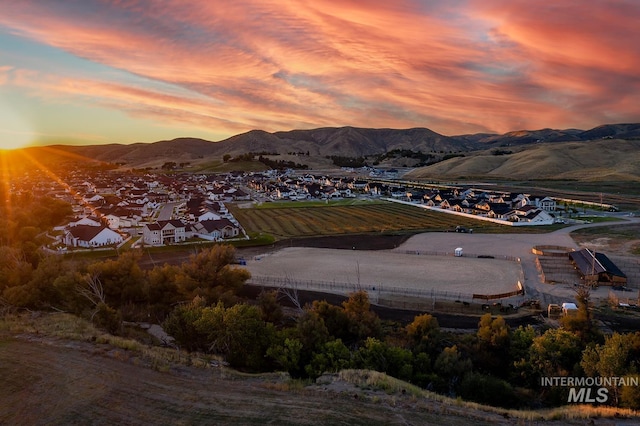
0 0 638 142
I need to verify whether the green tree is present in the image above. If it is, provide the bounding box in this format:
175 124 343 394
510 325 537 388
529 328 583 379
412 352 435 388
458 372 519 408
305 339 352 379
433 345 472 396
267 335 304 378
296 310 331 353
560 287 602 344
196 303 273 371
162 297 207 352
581 332 640 405
311 299 350 340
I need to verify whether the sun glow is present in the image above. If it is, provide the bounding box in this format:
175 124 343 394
0 102 35 150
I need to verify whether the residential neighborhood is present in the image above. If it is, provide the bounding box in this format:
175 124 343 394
13 168 249 251
12 164 581 253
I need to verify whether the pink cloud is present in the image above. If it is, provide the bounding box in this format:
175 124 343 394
0 0 638 141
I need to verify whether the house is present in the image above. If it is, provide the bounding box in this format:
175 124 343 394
232 189 251 201
70 216 102 227
536 196 557 212
143 220 187 245
198 210 222 222
191 218 241 240
64 225 124 248
507 206 554 224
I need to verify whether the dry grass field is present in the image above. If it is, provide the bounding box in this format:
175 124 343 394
405 139 640 182
229 200 552 240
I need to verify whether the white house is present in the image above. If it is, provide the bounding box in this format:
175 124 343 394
64 225 124 248
198 210 222 222
70 216 102 227
192 219 241 240
536 196 557 212
142 220 187 245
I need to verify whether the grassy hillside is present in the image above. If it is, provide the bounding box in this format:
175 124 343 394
405 139 640 182
2 312 638 425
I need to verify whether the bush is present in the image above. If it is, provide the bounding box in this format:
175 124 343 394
93 302 122 335
458 372 520 408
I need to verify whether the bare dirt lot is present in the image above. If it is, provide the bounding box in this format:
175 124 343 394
245 246 521 297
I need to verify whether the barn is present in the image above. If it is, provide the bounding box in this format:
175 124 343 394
569 248 627 286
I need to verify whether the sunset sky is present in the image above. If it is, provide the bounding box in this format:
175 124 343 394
1 1 639 148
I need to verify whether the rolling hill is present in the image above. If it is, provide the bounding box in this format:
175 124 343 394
14 123 640 180
404 138 640 181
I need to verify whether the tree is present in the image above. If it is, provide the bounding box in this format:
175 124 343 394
87 251 146 308
296 310 331 353
162 297 208 352
305 339 351 379
145 263 180 318
353 337 413 382
406 313 440 349
0 246 33 295
458 372 519 408
477 313 510 349
342 291 381 342
178 245 250 304
510 325 537 388
311 299 349 340
93 302 122 334
433 345 472 396
196 303 273 371
529 328 583 378
474 314 511 377
560 286 602 344
257 290 283 324
267 335 304 378
581 332 640 405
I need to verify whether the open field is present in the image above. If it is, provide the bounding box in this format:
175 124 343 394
571 223 640 256
229 200 559 240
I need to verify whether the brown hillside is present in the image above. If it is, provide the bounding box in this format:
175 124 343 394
404 139 640 181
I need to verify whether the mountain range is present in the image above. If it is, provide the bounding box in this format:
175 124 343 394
22 123 640 181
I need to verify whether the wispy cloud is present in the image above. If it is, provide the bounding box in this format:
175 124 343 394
0 0 638 143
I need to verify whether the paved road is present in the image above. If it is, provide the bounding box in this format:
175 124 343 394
157 202 178 221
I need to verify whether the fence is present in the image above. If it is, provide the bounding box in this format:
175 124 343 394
248 274 525 311
396 249 520 262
